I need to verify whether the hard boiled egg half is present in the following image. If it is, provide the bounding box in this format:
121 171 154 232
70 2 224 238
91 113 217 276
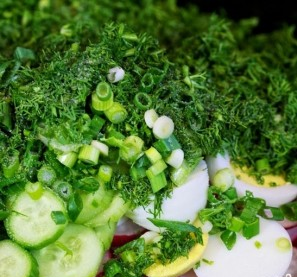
126 160 209 231
206 153 297 207
194 217 293 277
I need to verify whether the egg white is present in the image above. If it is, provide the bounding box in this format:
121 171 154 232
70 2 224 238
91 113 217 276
194 217 293 277
126 160 209 231
206 153 297 207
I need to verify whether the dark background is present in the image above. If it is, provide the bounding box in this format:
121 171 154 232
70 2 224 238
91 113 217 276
179 0 297 33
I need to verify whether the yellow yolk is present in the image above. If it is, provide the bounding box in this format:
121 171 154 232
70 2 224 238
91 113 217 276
143 220 209 277
144 233 208 277
231 163 287 188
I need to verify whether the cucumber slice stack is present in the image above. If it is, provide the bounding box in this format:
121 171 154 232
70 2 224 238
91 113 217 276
2 186 115 277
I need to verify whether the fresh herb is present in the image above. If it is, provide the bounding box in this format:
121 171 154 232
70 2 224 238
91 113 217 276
150 219 203 264
104 219 203 276
104 238 154 277
198 186 284 248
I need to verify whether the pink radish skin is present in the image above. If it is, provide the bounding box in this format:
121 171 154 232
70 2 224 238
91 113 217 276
96 250 113 277
281 219 297 229
111 218 146 247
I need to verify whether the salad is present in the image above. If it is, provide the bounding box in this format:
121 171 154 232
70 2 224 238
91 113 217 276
0 1 297 277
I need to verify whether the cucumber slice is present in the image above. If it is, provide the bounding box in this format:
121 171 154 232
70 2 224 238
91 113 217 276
32 223 104 277
94 221 117 251
5 188 67 249
84 193 130 228
75 184 114 224
0 239 39 277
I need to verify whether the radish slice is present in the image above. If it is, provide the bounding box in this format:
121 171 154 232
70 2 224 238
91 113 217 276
287 226 297 247
111 217 146 247
281 219 297 229
96 250 113 277
194 217 293 277
126 160 209 231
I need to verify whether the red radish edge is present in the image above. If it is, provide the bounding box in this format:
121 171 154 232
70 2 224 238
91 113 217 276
111 218 146 247
96 250 113 277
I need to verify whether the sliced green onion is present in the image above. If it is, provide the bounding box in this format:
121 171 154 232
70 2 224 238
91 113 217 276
280 201 297 221
147 66 167 83
153 135 181 153
275 237 292 252
57 151 78 168
119 135 144 163
74 177 100 192
148 218 202 234
228 216 245 232
224 187 238 200
145 147 162 164
240 197 266 223
78 145 100 165
37 165 57 186
212 168 235 192
260 206 284 221
51 211 68 225
106 128 126 140
147 159 167 176
120 250 137 263
91 92 113 112
52 181 73 200
141 73 154 92
67 192 83 222
91 140 109 156
255 158 271 174
104 102 128 124
153 115 174 139
242 217 260 239
103 136 124 148
134 93 152 110
130 166 147 180
25 181 44 200
44 150 69 177
170 161 191 186
98 165 113 183
89 115 106 134
220 230 236 250
134 155 151 168
201 221 213 233
144 109 159 128
146 170 167 193
165 149 184 169
2 152 20 178
107 66 125 83
96 82 113 100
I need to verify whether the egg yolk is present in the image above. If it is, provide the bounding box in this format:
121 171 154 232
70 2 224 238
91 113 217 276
231 163 287 188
